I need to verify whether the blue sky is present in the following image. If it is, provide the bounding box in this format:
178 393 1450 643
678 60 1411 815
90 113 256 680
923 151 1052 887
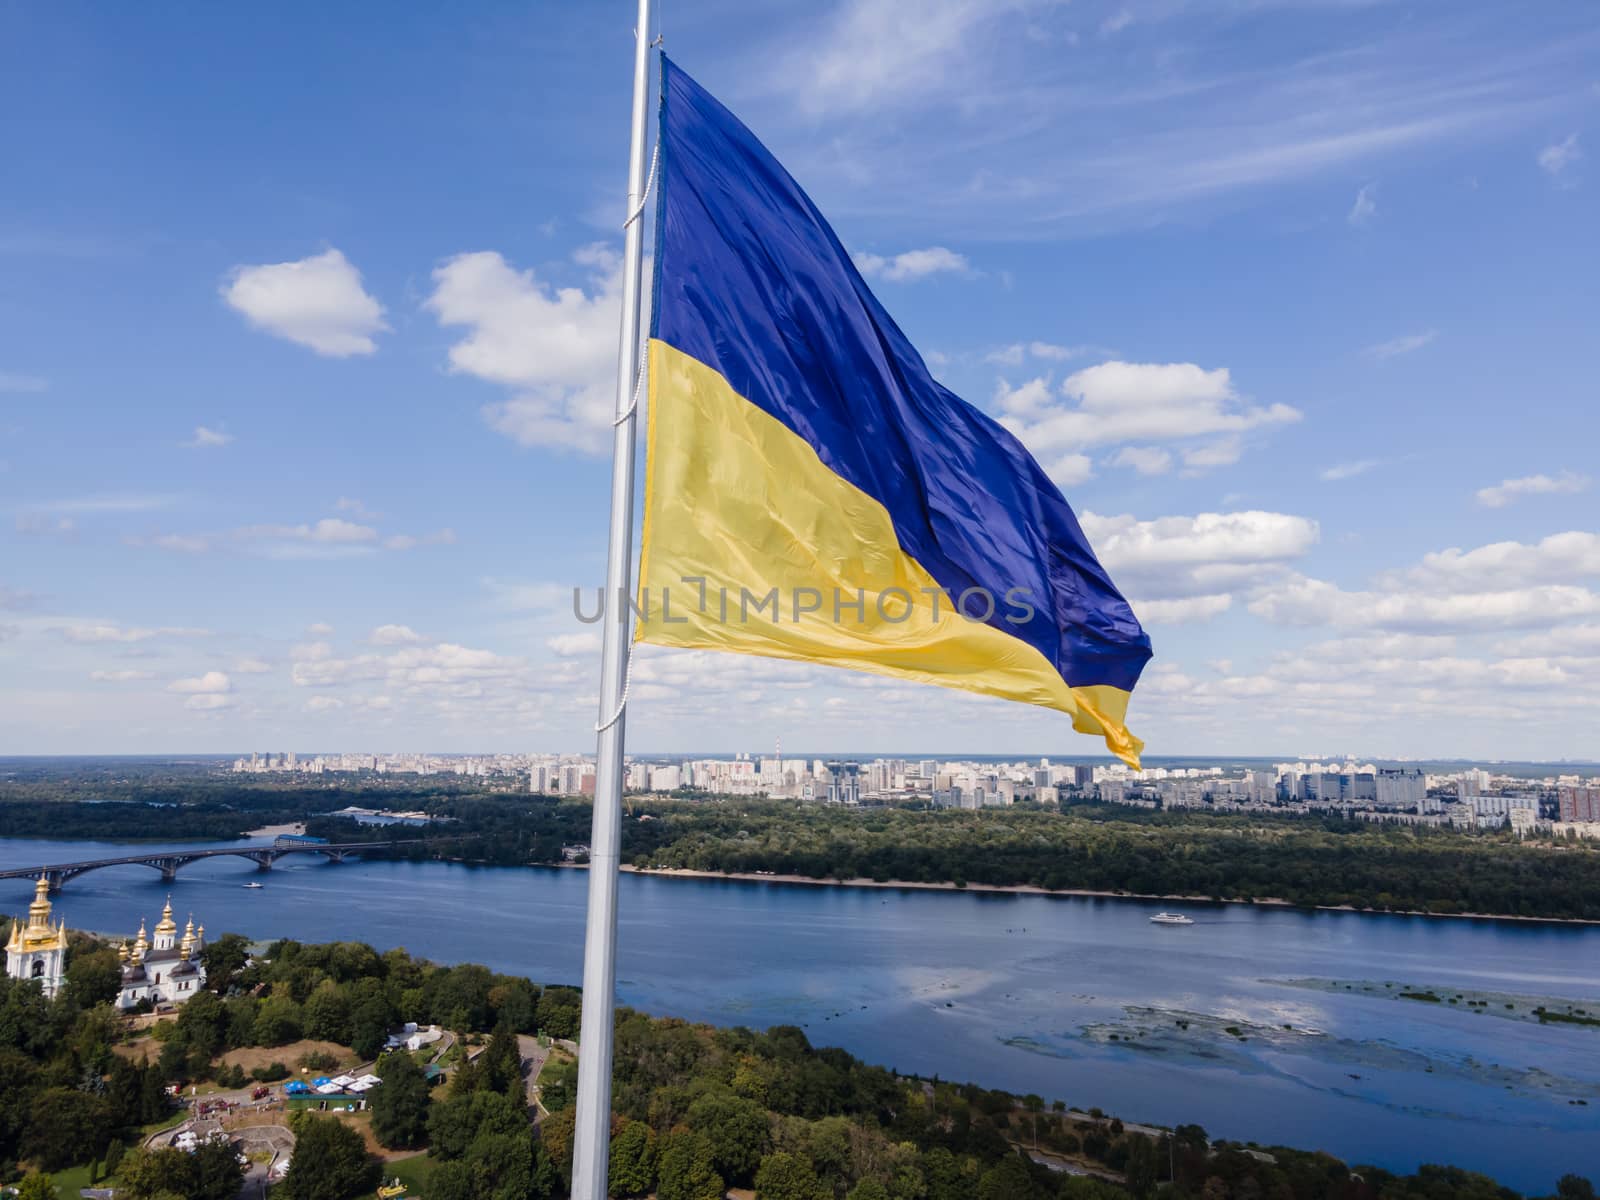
1 1 1596 759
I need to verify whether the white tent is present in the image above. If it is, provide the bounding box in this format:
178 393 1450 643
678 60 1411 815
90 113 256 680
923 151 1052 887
331 1074 356 1087
315 1082 343 1095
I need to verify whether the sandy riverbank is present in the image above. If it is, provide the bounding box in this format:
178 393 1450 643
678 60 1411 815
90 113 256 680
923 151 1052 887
611 864 1600 926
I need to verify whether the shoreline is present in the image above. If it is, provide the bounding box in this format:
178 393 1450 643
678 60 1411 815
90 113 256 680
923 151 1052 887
610 864 1600 927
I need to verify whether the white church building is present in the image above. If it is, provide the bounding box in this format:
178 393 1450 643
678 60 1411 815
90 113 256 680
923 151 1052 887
117 897 207 1010
5 876 69 998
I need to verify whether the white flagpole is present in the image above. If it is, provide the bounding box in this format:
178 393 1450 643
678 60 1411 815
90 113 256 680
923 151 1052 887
570 2 654 1197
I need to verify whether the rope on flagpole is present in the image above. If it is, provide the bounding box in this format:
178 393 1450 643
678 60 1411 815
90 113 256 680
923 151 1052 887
613 350 647 427
596 111 656 733
595 645 635 733
623 142 659 231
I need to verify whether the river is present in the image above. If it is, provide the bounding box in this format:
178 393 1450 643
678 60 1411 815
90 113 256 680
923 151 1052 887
2 836 1596 1192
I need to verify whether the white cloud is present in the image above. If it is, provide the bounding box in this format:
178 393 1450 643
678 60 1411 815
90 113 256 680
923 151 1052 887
1043 452 1094 489
1396 531 1600 592
239 517 377 545
997 362 1300 466
1100 8 1133 35
1110 446 1172 476
234 658 273 674
986 345 1097 369
1135 594 1233 624
26 493 176 515
182 425 233 449
782 0 1052 115
335 497 379 518
370 624 424 646
853 246 969 282
1180 438 1242 474
1347 182 1377 226
307 622 335 636
1496 623 1600 658
1250 574 1600 633
291 642 528 692
183 694 233 712
1362 330 1436 360
1029 342 1086 361
56 622 209 644
546 631 602 657
306 696 345 713
292 641 334 662
90 669 155 682
1250 533 1600 635
222 248 387 357
1321 458 1380 482
1475 471 1590 509
427 246 622 455
168 671 231 695
1537 133 1581 177
129 516 451 559
1082 509 1320 605
0 371 48 393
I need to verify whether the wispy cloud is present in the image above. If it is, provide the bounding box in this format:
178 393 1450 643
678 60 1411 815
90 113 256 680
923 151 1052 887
984 341 1097 366
182 425 233 449
1476 471 1590 509
1321 458 1380 482
54 622 210 645
853 246 970 282
91 669 156 682
1347 182 1377 226
1537 133 1582 178
749 4 1579 233
23 492 177 515
1362 330 1436 360
126 516 455 559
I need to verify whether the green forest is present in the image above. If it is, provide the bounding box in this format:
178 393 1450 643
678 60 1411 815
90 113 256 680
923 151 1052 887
311 795 1600 921
4 764 1599 920
0 927 1594 1200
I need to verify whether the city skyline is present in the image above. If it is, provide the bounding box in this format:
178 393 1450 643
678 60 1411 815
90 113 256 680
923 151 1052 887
2 2 1598 758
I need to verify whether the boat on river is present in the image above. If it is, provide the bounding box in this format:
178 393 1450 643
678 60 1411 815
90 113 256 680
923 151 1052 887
1149 912 1194 925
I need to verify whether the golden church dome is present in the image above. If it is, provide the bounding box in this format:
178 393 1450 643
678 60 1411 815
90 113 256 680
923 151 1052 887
154 897 178 937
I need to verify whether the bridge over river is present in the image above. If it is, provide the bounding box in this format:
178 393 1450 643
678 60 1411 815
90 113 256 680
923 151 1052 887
0 839 425 891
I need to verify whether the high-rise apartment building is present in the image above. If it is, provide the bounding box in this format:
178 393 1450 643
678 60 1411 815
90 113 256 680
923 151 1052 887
1558 785 1600 823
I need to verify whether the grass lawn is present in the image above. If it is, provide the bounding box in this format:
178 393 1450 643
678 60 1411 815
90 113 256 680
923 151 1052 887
359 1152 438 1198
47 1163 98 1194
139 1110 189 1138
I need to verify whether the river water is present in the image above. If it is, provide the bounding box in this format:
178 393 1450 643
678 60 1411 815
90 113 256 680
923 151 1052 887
2 836 1596 1192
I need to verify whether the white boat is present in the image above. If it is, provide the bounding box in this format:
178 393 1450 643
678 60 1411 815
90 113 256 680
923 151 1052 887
1149 912 1194 925
243 882 264 889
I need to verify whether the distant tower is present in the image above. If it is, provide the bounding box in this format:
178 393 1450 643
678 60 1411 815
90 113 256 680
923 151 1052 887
5 876 68 998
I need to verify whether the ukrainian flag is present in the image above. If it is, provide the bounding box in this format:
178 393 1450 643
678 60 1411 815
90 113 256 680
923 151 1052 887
636 57 1153 767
